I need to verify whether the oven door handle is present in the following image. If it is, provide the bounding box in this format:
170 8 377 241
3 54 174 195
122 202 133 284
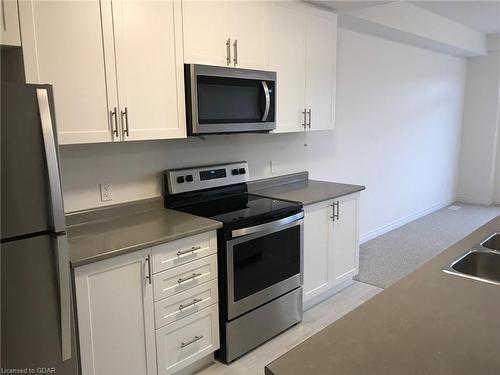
261 81 270 122
231 211 304 238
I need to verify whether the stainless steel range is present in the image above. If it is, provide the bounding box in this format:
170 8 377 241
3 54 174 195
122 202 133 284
164 162 303 362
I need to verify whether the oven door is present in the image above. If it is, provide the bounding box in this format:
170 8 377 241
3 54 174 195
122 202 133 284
187 64 276 134
226 212 303 320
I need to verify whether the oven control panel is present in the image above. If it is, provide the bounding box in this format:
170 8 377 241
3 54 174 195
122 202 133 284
165 162 249 195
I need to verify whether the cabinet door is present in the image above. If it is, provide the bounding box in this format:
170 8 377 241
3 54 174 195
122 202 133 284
305 10 337 131
332 195 359 285
18 0 118 144
303 200 333 303
113 0 186 141
229 1 267 70
182 0 230 66
266 2 307 133
0 0 21 46
74 248 157 375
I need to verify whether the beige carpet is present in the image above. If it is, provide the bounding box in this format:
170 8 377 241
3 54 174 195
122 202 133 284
354 203 500 289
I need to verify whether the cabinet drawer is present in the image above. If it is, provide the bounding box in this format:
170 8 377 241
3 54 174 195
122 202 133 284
156 304 220 375
153 254 218 301
154 279 219 329
152 231 217 273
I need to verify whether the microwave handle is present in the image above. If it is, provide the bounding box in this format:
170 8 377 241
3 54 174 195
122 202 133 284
261 81 270 121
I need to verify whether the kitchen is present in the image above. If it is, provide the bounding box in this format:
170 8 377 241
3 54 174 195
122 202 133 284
1 1 500 375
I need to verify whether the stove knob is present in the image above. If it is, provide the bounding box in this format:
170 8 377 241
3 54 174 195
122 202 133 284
238 168 246 175
231 169 239 175
176 176 185 184
186 174 193 182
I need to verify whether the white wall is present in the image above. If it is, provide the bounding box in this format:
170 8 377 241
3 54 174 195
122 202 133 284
456 51 500 205
60 28 466 240
495 107 500 204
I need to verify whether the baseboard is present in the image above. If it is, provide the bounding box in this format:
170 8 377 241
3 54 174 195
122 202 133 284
303 279 354 311
456 195 493 206
359 198 454 244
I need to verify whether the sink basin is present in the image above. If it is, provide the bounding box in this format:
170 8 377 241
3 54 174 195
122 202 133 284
480 233 500 252
443 249 500 286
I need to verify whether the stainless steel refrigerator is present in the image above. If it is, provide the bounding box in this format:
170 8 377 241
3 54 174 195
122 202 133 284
1 83 79 373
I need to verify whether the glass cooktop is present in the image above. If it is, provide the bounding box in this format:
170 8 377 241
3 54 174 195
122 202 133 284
175 193 302 228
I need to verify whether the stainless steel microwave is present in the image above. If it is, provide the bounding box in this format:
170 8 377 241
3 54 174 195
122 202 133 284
184 64 276 135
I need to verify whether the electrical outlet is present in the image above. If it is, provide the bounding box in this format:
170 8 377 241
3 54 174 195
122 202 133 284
100 183 113 202
270 160 277 174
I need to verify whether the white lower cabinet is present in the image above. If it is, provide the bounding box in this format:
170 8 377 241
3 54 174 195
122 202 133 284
156 304 220 375
303 193 360 306
74 248 157 375
74 231 220 375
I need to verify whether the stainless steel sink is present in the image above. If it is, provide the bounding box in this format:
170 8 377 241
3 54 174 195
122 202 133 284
480 233 500 251
443 249 500 286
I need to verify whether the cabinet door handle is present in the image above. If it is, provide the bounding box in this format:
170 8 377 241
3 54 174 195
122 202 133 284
226 38 231 66
177 246 201 257
179 298 203 311
178 272 202 285
307 108 312 128
110 107 118 137
145 254 152 284
330 202 340 221
302 109 307 129
180 335 204 349
233 39 238 66
121 107 129 137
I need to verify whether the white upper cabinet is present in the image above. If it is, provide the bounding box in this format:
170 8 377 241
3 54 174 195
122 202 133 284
305 10 337 131
182 1 230 67
19 0 116 144
267 3 337 133
19 0 186 145
182 0 268 69
267 2 307 133
113 0 186 141
0 0 21 46
228 1 268 69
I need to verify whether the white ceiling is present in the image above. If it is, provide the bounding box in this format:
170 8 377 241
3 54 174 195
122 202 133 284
311 1 500 34
410 1 500 34
310 1 392 12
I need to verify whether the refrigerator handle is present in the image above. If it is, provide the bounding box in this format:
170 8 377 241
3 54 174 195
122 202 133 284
56 234 72 361
36 88 66 233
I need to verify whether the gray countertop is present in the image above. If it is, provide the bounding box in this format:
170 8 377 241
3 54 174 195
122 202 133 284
67 173 364 267
249 172 365 205
67 198 222 267
265 216 500 375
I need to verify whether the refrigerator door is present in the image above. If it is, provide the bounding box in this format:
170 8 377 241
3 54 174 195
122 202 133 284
1 234 79 373
1 83 53 239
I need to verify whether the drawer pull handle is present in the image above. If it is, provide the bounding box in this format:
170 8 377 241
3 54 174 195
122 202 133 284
180 335 204 349
177 246 201 257
178 272 202 285
179 298 203 311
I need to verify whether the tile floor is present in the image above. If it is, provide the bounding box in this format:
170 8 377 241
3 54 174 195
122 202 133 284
195 281 383 375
